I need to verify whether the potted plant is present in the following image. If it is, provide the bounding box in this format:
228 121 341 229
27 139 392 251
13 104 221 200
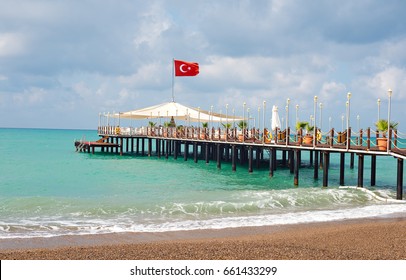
177 125 184 138
303 123 314 144
148 121 156 136
375 119 398 151
237 120 248 141
200 122 208 139
221 123 231 140
163 122 170 137
296 121 308 144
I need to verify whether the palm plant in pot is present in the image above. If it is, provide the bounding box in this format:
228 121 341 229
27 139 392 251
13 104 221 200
296 121 308 144
237 120 248 141
221 123 232 140
163 121 170 137
375 119 398 151
200 122 208 139
303 123 314 144
148 121 156 136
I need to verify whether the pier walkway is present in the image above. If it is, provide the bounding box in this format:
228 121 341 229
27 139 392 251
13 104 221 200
74 125 405 200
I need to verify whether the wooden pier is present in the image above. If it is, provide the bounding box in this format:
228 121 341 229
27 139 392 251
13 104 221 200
75 126 406 200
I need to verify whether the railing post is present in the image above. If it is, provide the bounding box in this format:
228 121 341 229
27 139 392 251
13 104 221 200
330 128 334 147
367 127 371 150
359 129 363 146
394 129 398 147
275 127 279 144
347 127 352 150
388 128 392 152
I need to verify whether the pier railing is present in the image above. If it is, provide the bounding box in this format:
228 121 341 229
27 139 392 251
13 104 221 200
97 125 406 156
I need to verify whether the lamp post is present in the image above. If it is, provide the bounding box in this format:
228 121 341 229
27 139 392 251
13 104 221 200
387 88 392 152
247 108 250 130
233 108 235 129
226 104 229 127
346 92 351 148
243 102 246 142
219 109 222 129
243 102 246 128
329 116 332 130
257 106 260 128
377 98 381 122
313 96 318 147
286 98 290 130
319 102 323 133
357 115 360 132
210 105 213 133
263 101 266 143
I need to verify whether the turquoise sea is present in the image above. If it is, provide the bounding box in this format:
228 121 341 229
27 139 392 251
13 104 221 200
0 128 405 239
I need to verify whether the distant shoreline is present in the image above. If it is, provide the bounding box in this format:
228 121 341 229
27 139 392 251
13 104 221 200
1 216 405 260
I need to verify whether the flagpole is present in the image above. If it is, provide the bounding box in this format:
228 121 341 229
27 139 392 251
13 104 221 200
172 58 175 102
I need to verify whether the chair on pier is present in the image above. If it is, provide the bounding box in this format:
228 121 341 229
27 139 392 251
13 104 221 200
337 131 347 145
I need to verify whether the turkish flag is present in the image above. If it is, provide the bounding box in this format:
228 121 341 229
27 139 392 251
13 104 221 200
174 60 199 76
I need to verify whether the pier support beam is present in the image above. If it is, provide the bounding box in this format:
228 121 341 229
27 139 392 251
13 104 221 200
294 150 300 186
174 141 178 160
322 152 330 187
136 138 139 154
282 151 287 167
273 148 277 171
157 139 161 158
397 158 404 200
350 153 355 169
357 154 364 188
269 149 274 178
256 148 261 169
205 143 209 164
370 155 376 186
289 150 294 174
184 143 188 161
340 153 345 186
314 150 319 179
232 145 237 171
141 138 145 156
165 140 169 159
248 146 253 173
310 150 313 166
217 144 221 169
193 142 198 163
148 139 152 157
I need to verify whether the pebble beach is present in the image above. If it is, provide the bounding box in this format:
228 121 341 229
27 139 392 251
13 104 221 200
1 217 405 260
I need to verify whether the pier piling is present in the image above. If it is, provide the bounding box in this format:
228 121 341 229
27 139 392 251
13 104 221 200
397 158 403 200
357 154 364 188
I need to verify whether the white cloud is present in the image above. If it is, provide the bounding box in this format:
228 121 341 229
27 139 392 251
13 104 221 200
12 87 47 105
0 0 406 129
354 67 406 100
0 33 26 57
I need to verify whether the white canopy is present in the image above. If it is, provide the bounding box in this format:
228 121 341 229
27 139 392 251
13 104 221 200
111 101 244 123
271 105 281 130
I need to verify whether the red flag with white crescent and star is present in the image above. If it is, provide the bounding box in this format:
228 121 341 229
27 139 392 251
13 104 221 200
174 59 199 76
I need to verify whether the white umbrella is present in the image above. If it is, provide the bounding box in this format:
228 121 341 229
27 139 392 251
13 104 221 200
111 101 244 122
271 105 281 131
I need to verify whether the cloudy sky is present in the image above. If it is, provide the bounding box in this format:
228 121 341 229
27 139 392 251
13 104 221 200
1 0 406 130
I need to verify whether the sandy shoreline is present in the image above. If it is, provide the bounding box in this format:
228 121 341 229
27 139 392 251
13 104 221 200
1 217 406 260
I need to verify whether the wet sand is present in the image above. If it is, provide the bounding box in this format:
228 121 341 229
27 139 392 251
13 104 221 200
1 217 406 260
